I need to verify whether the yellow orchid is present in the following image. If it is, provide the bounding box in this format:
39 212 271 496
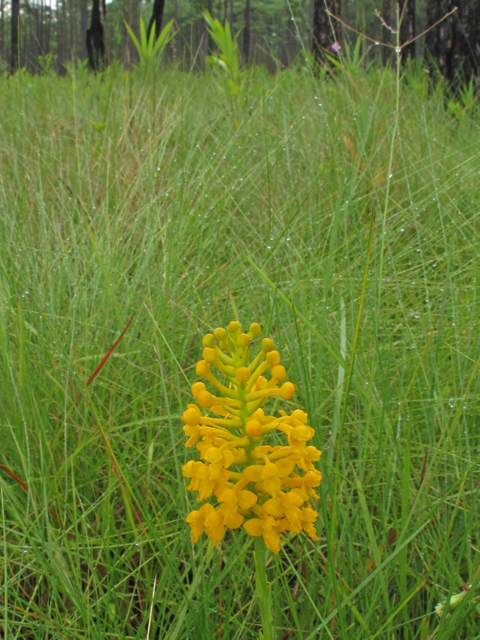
182 321 322 553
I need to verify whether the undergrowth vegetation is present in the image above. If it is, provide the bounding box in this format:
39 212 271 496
1 59 480 639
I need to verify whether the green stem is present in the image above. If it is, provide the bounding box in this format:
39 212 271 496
254 537 273 640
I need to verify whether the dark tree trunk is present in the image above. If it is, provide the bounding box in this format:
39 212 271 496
46 5 51 55
33 4 40 65
62 0 67 63
311 0 341 62
1 0 5 62
425 0 451 78
382 0 391 65
86 0 104 70
207 0 213 52
147 0 166 40
101 0 109 65
399 0 415 60
243 0 250 63
80 0 88 60
10 0 19 72
426 0 480 86
69 0 75 59
22 13 27 68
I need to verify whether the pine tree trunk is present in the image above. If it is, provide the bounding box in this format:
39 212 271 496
382 0 391 65
22 11 27 68
10 0 19 72
62 0 67 64
312 0 341 62
80 0 88 61
39 0 43 56
101 0 109 65
86 0 104 70
243 0 250 63
425 0 480 86
147 0 166 40
1 0 5 62
399 0 415 60
207 0 213 53
69 0 75 59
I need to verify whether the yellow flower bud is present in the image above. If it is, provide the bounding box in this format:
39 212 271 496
182 406 202 426
235 367 251 384
196 360 211 377
266 350 280 366
191 381 206 397
249 323 261 337
203 347 216 363
271 365 286 381
219 340 229 351
228 320 242 334
237 333 251 348
280 382 295 399
245 419 263 437
202 334 215 348
198 390 215 408
261 338 274 353
214 327 228 342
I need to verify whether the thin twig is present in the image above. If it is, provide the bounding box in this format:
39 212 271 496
374 9 397 34
327 6 459 49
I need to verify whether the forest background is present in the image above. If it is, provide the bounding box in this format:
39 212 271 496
1 0 478 77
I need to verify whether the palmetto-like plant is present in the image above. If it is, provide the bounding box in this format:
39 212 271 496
203 11 245 112
124 17 174 76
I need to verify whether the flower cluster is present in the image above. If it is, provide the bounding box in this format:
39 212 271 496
182 321 322 553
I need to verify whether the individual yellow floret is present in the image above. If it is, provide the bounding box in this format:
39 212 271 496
191 381 206 397
280 382 295 399
197 390 215 408
261 338 274 353
202 334 215 348
203 347 217 363
266 350 280 366
196 360 211 377
235 367 250 384
271 365 286 381
245 419 263 437
182 405 202 426
237 333 251 348
214 327 228 342
228 321 242 334
249 323 262 337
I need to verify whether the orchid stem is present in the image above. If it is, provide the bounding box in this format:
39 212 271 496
254 537 273 640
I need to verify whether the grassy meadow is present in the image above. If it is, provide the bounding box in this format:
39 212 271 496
1 58 480 639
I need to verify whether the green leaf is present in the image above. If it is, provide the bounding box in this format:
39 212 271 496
123 20 142 58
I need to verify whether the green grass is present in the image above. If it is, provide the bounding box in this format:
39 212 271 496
1 59 480 639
